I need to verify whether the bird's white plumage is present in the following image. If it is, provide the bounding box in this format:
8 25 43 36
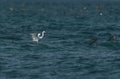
31 31 45 43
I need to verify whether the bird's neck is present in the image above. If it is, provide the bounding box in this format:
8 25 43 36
38 34 41 38
39 31 45 39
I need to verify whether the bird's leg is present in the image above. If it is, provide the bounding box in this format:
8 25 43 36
36 40 39 44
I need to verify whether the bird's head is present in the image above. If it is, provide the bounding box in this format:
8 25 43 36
43 31 46 34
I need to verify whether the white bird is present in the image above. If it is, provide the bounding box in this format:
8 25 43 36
99 12 103 16
31 31 45 43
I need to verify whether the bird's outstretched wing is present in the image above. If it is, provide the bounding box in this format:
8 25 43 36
31 33 37 40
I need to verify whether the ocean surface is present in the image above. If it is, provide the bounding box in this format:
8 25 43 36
0 1 120 79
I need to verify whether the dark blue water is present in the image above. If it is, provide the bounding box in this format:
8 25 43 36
1 1 120 79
